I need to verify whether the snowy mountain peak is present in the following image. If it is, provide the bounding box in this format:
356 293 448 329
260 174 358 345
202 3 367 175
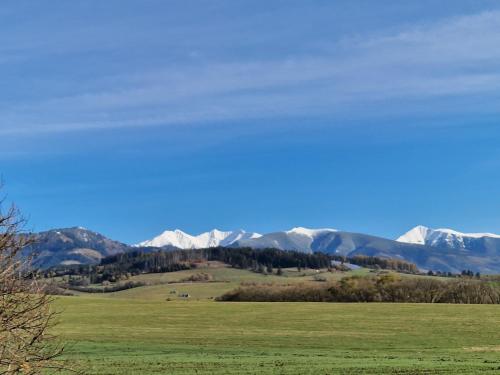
140 229 197 249
209 229 224 235
136 228 261 249
396 225 431 245
173 229 190 236
397 225 500 249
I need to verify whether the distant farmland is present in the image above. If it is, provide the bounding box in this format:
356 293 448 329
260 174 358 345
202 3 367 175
53 266 500 374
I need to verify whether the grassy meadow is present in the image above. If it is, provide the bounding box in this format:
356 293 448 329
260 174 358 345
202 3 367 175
53 265 500 374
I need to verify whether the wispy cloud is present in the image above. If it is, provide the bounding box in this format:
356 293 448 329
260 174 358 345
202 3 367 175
2 10 500 136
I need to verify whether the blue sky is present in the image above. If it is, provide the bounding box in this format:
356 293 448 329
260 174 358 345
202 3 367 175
1 0 500 243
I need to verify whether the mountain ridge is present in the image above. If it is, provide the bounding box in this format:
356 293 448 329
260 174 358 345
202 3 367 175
136 228 262 249
25 227 129 269
397 225 500 246
25 225 500 273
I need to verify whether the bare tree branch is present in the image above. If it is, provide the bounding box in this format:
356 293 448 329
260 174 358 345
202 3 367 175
0 186 69 374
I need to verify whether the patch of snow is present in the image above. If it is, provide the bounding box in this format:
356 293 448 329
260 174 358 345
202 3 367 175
287 227 337 237
434 228 500 239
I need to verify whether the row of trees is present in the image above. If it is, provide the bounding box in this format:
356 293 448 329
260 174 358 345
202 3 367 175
339 255 419 273
219 274 500 304
427 269 481 278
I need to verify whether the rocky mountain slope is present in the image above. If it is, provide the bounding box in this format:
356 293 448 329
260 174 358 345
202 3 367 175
25 227 129 269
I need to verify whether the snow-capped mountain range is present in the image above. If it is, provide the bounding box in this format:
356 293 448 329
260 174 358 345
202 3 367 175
136 227 338 250
26 225 500 273
397 225 500 250
136 229 262 249
137 225 500 254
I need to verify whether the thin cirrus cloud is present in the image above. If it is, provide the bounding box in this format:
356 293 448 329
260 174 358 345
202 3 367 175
1 10 500 137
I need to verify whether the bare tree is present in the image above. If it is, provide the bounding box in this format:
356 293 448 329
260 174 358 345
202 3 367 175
0 193 64 374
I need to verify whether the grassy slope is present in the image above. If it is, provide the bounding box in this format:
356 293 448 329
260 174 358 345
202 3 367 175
54 266 500 374
90 264 369 301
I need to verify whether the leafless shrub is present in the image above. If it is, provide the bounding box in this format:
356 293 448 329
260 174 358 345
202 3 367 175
0 190 67 374
181 272 214 282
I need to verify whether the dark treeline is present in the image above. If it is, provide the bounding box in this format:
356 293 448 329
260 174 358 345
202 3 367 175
42 247 419 283
218 274 500 304
207 247 333 270
425 269 482 279
342 255 418 273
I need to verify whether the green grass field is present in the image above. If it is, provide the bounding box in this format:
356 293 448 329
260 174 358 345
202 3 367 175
54 266 500 374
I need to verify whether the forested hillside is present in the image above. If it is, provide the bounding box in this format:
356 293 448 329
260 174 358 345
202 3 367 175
43 247 418 283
